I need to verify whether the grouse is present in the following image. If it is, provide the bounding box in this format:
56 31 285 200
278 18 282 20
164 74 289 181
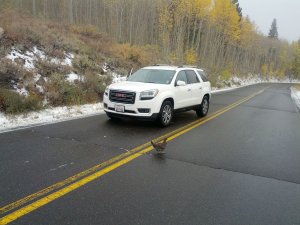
151 138 168 154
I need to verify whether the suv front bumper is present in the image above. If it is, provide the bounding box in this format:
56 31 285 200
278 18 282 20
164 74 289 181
103 94 160 120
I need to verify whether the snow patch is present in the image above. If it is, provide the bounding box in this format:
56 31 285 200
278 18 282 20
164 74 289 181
112 72 127 83
291 87 300 111
35 84 44 93
0 103 104 133
102 63 110 73
33 74 42 82
63 53 74 66
6 46 73 71
50 53 73 66
6 48 35 70
213 75 300 92
66 73 81 83
12 84 29 97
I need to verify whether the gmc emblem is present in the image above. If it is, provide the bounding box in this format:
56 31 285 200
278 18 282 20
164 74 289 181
115 93 126 98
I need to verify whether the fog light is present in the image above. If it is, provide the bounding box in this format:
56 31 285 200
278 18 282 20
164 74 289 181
138 108 150 113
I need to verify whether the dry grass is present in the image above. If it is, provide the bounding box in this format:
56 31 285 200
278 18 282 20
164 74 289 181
0 88 43 114
0 9 163 112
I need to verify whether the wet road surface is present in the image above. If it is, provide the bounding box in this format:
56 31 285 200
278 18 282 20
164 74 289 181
1 83 300 225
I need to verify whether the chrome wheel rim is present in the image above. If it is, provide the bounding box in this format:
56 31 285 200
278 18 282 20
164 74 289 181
202 99 208 114
162 105 172 124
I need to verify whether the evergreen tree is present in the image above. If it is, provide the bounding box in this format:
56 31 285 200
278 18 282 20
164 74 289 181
268 18 278 39
292 40 300 78
232 0 242 21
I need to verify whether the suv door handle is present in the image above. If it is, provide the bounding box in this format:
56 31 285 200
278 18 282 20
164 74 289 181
199 87 203 89
187 88 192 92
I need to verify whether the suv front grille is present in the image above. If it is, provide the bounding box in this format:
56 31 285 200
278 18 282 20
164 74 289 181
109 90 136 104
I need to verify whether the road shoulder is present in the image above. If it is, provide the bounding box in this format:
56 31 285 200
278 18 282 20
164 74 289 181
291 85 300 111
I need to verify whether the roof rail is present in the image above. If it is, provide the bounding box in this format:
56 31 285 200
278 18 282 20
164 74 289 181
152 64 177 67
179 65 198 68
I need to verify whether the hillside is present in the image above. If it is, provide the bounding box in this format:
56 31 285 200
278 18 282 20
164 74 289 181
0 1 300 116
0 10 160 114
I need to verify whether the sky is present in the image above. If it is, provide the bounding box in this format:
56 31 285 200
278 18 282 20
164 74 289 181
238 0 300 42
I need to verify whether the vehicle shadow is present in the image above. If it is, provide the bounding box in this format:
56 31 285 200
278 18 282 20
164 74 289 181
104 111 199 130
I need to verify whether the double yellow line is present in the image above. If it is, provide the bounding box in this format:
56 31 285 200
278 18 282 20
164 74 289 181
0 88 266 225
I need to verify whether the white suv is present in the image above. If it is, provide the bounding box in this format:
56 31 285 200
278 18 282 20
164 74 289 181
103 65 211 126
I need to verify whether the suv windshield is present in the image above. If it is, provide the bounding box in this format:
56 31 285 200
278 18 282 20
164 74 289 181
127 69 175 84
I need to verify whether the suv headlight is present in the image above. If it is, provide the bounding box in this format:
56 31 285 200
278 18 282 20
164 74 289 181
140 89 159 100
104 87 109 96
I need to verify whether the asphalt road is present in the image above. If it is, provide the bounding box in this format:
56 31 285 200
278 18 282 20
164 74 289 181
1 83 300 225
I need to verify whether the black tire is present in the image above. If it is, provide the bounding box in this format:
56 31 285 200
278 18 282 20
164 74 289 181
196 96 209 117
157 100 174 127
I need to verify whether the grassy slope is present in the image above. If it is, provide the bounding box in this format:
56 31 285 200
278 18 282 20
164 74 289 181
0 9 159 114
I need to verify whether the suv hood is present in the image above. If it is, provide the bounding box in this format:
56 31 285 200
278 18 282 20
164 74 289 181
109 81 170 93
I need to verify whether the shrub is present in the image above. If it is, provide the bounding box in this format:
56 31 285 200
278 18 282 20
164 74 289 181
83 71 111 99
0 59 34 88
46 73 85 106
221 70 232 81
45 73 66 106
62 37 92 55
184 49 198 65
70 25 103 39
0 88 43 114
1 24 41 50
73 55 99 73
47 49 65 59
35 59 71 77
45 71 112 106
0 45 9 58
23 94 43 111
0 88 24 113
21 28 42 48
64 84 85 105
110 44 153 68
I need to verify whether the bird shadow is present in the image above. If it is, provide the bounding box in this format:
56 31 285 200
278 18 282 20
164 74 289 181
151 152 167 161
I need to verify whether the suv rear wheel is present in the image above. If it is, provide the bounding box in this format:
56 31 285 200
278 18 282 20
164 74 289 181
157 100 173 127
196 96 209 117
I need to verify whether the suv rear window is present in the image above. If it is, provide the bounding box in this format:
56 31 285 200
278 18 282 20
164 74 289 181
186 70 200 84
197 70 209 82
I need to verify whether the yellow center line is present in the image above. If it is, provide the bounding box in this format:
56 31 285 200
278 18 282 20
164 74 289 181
0 88 266 225
0 92 248 215
0 142 149 215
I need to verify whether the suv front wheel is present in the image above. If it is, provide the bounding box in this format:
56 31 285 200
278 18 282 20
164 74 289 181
157 100 173 127
196 96 209 118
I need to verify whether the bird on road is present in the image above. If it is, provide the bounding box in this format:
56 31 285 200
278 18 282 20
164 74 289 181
151 138 168 154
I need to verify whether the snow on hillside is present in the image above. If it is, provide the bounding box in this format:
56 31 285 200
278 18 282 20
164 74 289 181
6 46 46 69
1 46 300 133
1 78 299 133
5 46 75 98
5 46 122 88
66 72 81 83
213 75 300 91
6 47 74 70
112 72 127 83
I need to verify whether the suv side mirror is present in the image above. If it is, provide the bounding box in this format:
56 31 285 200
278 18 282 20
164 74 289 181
176 80 186 86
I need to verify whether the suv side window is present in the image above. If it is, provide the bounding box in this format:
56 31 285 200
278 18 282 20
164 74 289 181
186 70 200 84
197 70 209 82
175 71 188 84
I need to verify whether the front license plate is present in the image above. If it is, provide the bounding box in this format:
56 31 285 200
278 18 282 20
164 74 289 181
115 105 125 113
